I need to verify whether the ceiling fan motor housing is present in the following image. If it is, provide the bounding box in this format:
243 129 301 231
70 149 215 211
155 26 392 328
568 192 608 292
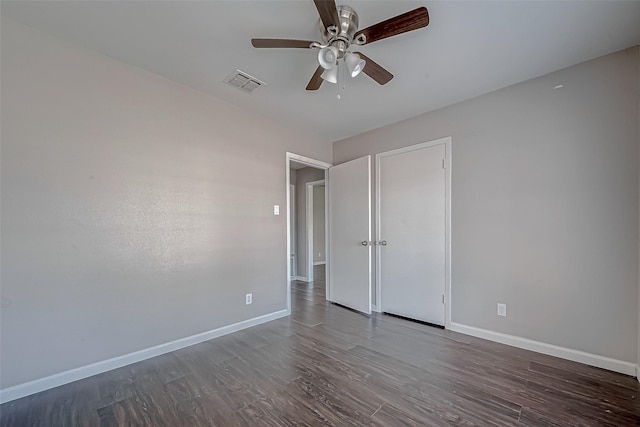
319 5 359 57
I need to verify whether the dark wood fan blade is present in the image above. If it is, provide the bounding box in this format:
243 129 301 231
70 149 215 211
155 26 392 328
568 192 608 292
354 52 393 85
314 0 339 29
354 7 429 45
251 38 314 49
306 65 325 91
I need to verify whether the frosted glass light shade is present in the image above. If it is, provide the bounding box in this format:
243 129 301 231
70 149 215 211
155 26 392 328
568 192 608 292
321 66 338 84
345 52 365 77
318 46 339 70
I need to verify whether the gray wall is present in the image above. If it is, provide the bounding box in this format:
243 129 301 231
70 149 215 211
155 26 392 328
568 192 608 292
313 186 326 263
0 19 331 389
294 167 325 279
334 47 640 363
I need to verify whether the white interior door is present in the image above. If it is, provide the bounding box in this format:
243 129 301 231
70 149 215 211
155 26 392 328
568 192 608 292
328 156 372 314
378 143 446 325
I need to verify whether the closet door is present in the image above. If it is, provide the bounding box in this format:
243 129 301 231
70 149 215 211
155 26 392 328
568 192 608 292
378 143 446 325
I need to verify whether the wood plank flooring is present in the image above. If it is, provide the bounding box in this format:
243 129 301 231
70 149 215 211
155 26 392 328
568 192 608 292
2 265 639 426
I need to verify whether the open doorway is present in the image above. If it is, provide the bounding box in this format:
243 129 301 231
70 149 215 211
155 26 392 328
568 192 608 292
286 153 331 314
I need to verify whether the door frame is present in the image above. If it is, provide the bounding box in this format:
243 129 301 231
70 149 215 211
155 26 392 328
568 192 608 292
305 179 326 283
289 184 296 279
374 137 452 329
286 153 332 314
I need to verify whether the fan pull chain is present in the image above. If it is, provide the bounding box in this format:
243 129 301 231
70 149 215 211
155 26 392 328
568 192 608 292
337 60 344 100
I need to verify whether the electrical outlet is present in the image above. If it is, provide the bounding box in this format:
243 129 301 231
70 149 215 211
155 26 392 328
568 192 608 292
318 252 321 257
273 205 279 215
497 303 506 317
246 293 252 305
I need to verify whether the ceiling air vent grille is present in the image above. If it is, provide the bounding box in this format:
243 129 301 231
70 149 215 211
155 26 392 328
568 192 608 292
224 70 265 93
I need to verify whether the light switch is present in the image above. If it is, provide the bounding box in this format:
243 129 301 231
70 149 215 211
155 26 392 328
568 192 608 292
497 303 507 317
274 205 280 215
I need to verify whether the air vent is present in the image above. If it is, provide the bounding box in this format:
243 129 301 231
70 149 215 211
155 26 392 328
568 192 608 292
224 70 265 93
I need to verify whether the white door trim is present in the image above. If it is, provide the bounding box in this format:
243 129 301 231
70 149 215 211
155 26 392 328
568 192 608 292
286 153 332 313
306 179 325 282
374 137 452 329
290 184 296 279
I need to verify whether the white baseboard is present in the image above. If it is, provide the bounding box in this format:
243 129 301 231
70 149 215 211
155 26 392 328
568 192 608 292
450 322 636 376
0 309 289 404
294 276 309 282
313 261 326 266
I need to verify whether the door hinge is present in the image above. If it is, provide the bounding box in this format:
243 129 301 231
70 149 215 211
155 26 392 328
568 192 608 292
442 294 445 304
442 158 446 169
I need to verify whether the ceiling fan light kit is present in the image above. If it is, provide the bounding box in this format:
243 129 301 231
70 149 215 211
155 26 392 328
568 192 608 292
251 0 429 92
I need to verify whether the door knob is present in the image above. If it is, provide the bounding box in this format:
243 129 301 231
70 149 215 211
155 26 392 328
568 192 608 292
380 240 387 246
361 241 369 246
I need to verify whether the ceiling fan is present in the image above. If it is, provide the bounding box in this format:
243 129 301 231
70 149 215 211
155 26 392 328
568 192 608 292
251 0 429 91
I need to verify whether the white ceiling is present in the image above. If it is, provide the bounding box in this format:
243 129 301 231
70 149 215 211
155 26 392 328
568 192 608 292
3 1 640 143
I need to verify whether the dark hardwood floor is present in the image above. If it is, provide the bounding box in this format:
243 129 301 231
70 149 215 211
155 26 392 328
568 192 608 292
2 265 639 426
